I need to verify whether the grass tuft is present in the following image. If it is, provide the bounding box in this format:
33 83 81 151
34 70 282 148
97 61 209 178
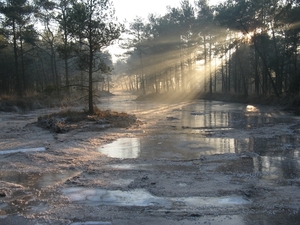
37 107 141 133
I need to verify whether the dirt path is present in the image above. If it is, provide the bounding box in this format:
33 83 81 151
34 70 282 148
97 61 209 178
0 99 300 225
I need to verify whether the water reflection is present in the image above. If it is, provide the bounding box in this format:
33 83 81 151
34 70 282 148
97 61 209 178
179 102 278 130
253 156 300 179
246 105 259 112
97 138 140 159
98 136 259 159
100 135 300 180
98 95 300 181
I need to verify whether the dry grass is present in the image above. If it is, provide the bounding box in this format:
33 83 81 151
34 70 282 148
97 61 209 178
0 95 64 112
37 107 141 133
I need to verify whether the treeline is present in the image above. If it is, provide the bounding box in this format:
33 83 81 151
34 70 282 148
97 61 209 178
116 0 300 99
0 0 123 113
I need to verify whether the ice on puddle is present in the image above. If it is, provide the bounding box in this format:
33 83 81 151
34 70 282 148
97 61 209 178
97 138 140 159
70 222 111 225
219 197 249 205
0 147 46 155
62 188 169 207
62 187 250 208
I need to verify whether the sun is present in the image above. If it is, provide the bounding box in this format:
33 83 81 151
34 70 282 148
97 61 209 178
237 31 255 43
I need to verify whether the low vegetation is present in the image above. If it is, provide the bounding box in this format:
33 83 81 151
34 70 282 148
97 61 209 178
0 95 58 112
37 107 141 133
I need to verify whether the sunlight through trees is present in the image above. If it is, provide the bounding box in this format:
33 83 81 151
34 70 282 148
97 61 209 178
115 0 300 100
0 0 299 106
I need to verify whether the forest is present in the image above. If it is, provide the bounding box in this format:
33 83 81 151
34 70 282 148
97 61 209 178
0 0 300 112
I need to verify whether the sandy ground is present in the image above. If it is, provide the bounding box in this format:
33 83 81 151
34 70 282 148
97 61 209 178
0 100 300 225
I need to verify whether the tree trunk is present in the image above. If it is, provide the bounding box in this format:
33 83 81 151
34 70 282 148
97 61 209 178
20 36 26 94
88 26 94 114
88 50 93 114
13 20 22 97
203 35 207 92
209 35 212 95
254 42 280 97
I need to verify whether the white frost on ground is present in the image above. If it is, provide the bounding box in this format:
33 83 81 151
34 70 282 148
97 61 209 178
0 98 300 225
0 147 46 155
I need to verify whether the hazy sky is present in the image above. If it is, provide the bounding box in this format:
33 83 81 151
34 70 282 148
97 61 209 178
113 0 224 22
108 0 224 61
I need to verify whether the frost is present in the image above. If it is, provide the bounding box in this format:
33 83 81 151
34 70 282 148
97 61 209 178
0 147 46 155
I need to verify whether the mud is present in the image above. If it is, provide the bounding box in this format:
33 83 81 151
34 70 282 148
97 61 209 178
0 92 300 224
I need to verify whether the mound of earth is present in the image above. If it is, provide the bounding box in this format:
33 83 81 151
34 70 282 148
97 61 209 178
37 108 142 133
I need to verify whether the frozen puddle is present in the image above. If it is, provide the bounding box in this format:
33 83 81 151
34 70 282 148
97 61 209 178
62 188 167 207
0 147 46 155
104 164 149 170
98 136 300 180
70 222 111 225
0 171 80 189
97 138 140 159
62 187 250 208
97 137 246 160
97 137 260 160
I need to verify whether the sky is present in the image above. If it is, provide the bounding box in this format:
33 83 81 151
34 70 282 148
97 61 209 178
112 0 224 22
108 0 224 62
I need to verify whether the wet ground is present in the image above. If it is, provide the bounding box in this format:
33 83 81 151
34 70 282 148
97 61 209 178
0 92 300 224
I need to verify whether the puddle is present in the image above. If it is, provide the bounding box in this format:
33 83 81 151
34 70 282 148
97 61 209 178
0 147 46 155
98 137 248 159
70 222 111 225
0 170 80 189
98 138 140 159
254 156 300 179
178 101 293 131
110 179 134 187
0 171 79 218
111 213 300 225
17 132 287 162
99 136 300 179
62 187 250 208
62 188 168 207
104 164 147 170
98 98 300 181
